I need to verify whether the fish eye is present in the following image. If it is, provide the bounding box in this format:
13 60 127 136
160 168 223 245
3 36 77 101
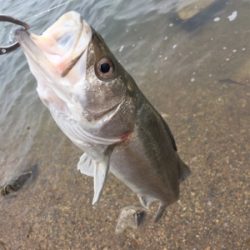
100 63 110 73
95 57 115 80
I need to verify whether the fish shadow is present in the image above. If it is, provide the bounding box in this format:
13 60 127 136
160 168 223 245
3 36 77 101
1 164 39 196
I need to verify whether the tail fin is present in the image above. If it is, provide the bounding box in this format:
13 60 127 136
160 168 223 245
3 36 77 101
178 159 191 182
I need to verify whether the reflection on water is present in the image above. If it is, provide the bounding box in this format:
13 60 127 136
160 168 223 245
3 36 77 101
0 0 249 249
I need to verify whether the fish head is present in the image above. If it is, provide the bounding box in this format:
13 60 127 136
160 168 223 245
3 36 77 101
15 11 133 120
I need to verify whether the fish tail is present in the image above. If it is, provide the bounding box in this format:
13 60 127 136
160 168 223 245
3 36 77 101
178 158 191 182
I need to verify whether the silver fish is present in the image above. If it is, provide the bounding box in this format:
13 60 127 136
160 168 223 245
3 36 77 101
16 11 190 222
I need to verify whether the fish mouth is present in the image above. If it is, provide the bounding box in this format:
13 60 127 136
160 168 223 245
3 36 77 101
15 11 92 78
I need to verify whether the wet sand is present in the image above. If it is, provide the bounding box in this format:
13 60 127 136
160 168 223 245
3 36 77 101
0 0 249 249
0 64 249 250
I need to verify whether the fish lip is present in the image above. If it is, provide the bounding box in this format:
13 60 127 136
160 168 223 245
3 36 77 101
15 29 40 54
15 25 90 78
15 29 56 78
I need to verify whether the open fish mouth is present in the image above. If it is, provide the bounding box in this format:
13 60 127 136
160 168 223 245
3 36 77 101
15 11 92 77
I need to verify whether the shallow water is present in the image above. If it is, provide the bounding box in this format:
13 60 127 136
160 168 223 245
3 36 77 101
0 0 249 249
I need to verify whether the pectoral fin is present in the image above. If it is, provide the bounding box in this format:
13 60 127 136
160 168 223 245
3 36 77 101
77 152 94 177
77 155 109 204
92 159 110 205
77 147 114 205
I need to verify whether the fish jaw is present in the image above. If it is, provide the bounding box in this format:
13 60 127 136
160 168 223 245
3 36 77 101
15 11 92 84
15 11 94 117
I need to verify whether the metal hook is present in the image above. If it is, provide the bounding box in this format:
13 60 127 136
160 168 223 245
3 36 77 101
0 15 30 55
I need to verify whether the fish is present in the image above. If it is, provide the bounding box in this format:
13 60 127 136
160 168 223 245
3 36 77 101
15 11 190 222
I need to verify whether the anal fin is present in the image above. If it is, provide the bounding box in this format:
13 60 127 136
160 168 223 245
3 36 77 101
138 195 167 222
138 195 156 209
154 202 167 222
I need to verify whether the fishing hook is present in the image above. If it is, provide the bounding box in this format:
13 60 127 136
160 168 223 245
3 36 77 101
0 15 29 55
